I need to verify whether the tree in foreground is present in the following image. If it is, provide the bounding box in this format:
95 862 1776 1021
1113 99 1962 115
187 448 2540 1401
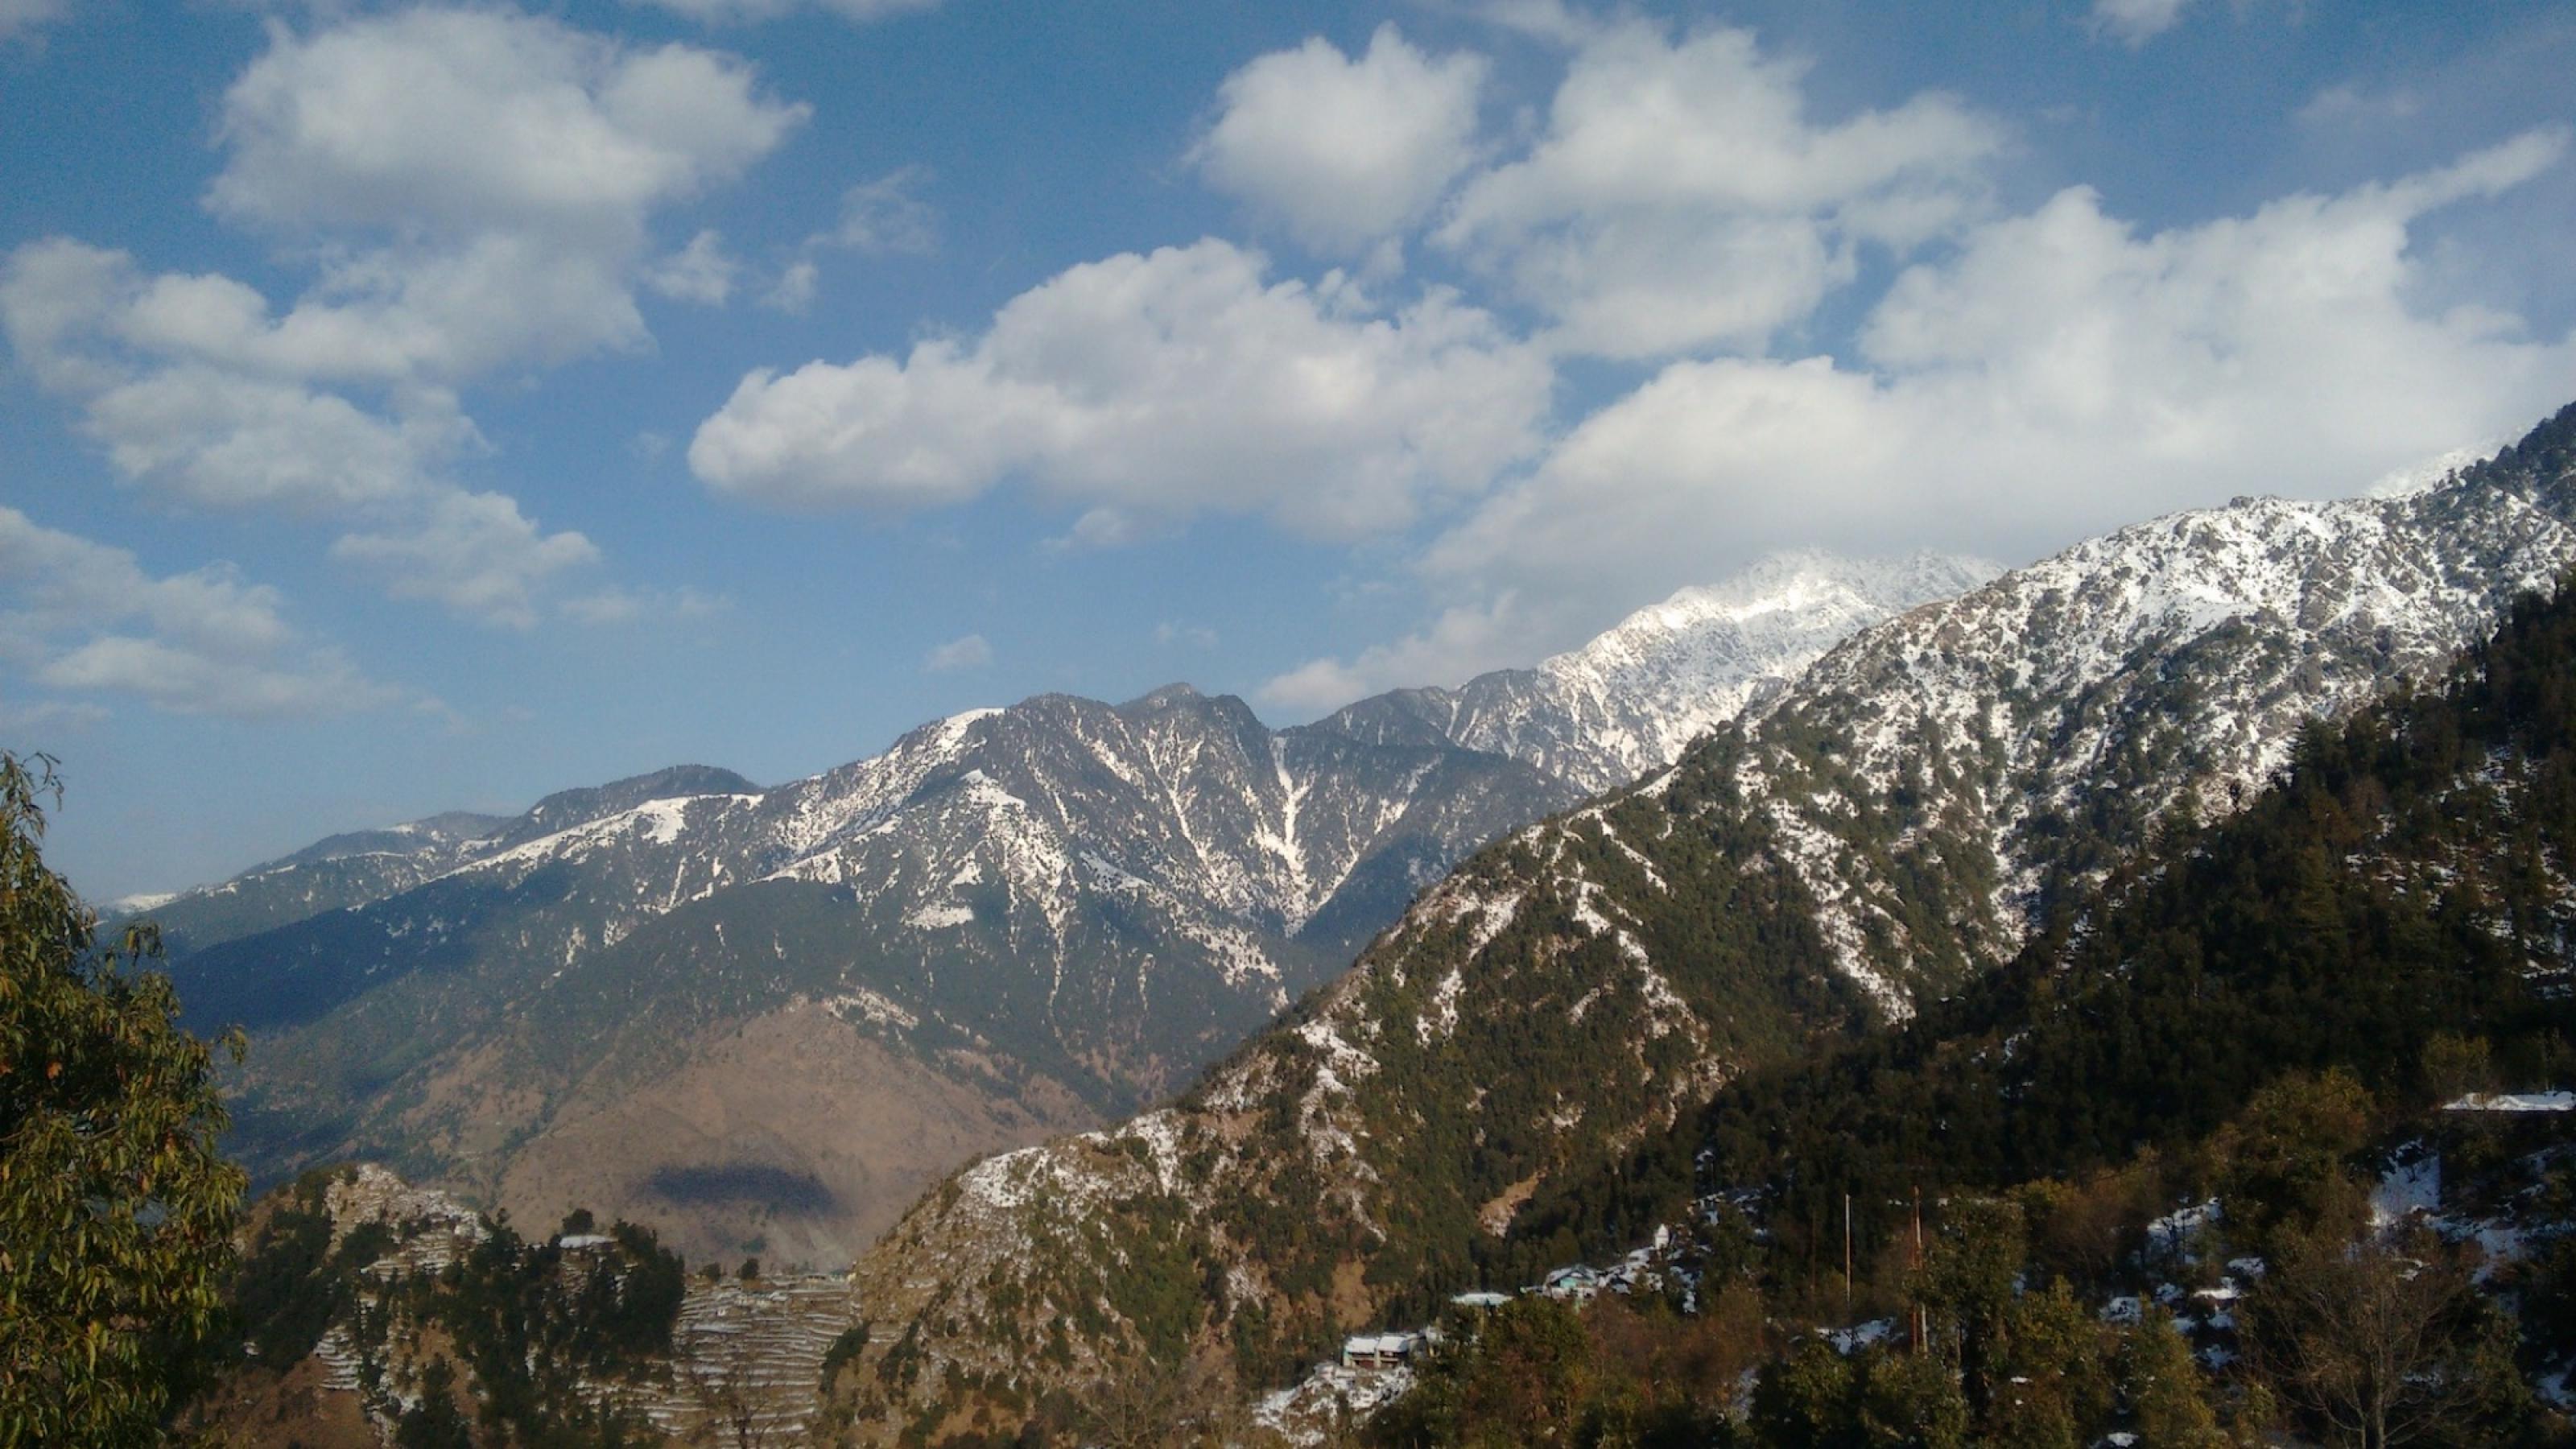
0 753 246 1446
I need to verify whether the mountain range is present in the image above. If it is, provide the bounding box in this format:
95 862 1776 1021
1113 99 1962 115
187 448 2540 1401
822 403 2576 1439
167 402 2576 1447
135 551 1980 1265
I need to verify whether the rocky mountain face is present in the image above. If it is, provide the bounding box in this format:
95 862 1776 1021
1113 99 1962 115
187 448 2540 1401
825 404 2576 1441
163 689 1581 1265
1317 551 1997 793
126 808 511 956
147 548 1975 1269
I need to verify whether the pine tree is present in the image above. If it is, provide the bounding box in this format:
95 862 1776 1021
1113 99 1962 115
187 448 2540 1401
2118 1309 2223 1449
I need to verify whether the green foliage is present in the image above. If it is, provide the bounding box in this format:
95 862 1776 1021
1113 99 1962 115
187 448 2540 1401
1749 1339 1859 1449
822 1322 873 1394
231 1165 399 1366
405 1216 683 1440
2207 1070 2375 1258
1984 1280 2111 1449
1373 1298 1598 1448
224 1198 683 1445
0 752 247 1447
393 1356 475 1449
2119 1309 2223 1449
1854 1346 1967 1449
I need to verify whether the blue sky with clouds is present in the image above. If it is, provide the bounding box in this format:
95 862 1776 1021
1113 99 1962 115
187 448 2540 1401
3 0 2572 898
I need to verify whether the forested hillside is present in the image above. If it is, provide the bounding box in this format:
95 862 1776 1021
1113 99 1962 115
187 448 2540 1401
1393 569 2576 1447
1525 572 2576 1274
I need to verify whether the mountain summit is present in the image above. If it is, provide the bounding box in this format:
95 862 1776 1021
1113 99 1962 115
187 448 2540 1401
1319 551 1998 792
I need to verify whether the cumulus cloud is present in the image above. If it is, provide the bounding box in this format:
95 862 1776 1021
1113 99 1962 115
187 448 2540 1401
84 363 471 514
1412 130 2576 641
1260 595 1532 712
0 0 65 43
2088 0 2194 46
330 490 601 629
689 238 1552 539
758 167 938 312
210 11 801 246
764 259 820 314
831 167 939 256
1042 507 1174 552
922 633 992 672
1191 24 1488 256
646 230 742 303
0 9 805 626
0 508 406 720
1433 19 2004 359
625 0 942 23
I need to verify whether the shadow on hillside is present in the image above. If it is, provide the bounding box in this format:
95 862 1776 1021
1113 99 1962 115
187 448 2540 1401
640 1163 839 1215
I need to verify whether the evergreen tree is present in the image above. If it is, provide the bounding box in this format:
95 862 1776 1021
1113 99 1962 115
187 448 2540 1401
2118 1309 2223 1449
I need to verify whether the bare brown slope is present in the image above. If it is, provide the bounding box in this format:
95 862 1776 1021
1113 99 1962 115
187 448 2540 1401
494 1000 1097 1268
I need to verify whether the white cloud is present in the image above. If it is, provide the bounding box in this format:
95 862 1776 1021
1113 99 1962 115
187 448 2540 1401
2297 83 2423 130
922 633 992 672
690 238 1552 540
2088 0 2194 46
0 507 406 720
1191 25 1488 257
82 364 467 514
1260 596 1530 712
330 490 601 630
196 10 802 372
832 167 939 256
1418 130 2576 631
1042 507 1174 552
1155 621 1219 650
761 167 938 312
562 584 729 625
764 258 819 313
0 10 805 626
626 0 941 23
0 0 65 43
0 700 111 737
646 230 741 303
1433 19 2004 359
210 10 801 244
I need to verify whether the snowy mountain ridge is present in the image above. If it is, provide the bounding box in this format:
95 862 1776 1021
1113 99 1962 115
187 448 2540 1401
1320 550 1997 792
160 686 1583 1264
137 541 1999 1265
1733 469 2576 1008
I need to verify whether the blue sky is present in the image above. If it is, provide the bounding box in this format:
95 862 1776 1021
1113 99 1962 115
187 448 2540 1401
3 0 2571 899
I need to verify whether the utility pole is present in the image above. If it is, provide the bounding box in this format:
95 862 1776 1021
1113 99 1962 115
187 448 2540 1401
1909 1184 1926 1356
1843 1192 1853 1315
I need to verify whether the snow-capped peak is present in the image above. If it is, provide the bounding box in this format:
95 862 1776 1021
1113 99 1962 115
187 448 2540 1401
2368 441 2507 500
1331 549 1998 794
